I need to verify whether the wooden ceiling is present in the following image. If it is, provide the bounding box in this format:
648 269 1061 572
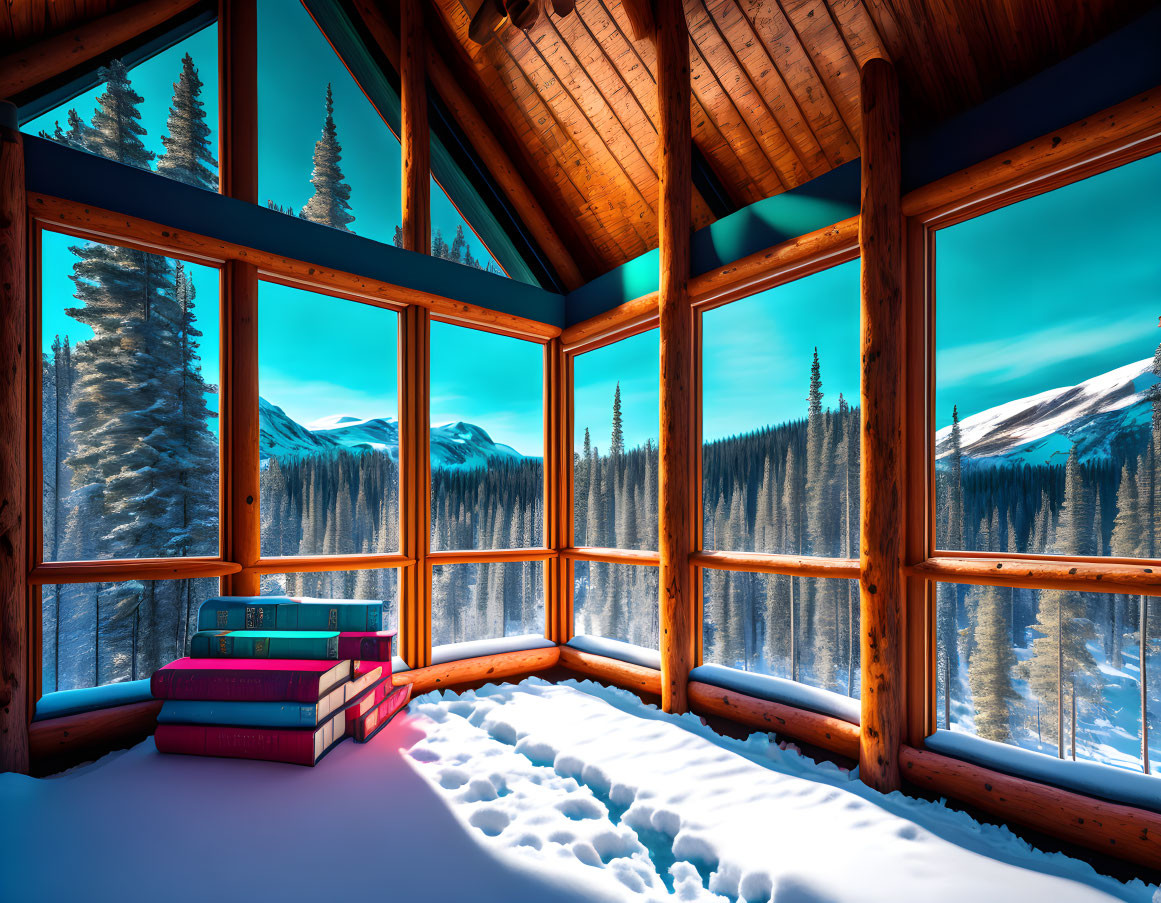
4 0 1154 285
432 0 1153 277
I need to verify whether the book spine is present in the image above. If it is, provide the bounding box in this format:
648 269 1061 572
337 635 393 661
151 670 321 703
285 604 382 632
158 700 319 729
189 633 339 660
196 603 280 631
354 685 412 742
155 724 316 766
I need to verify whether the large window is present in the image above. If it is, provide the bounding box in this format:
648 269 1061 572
40 231 221 563
260 569 399 636
257 282 399 558
429 322 544 551
573 563 658 650
428 176 505 277
702 261 860 556
936 582 1158 774
432 562 544 646
934 153 1161 559
25 24 219 192
257 0 400 242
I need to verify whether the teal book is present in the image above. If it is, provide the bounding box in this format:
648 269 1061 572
280 600 383 632
196 596 295 631
190 630 340 660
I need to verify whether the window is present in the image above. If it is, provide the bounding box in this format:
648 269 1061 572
41 578 219 693
703 571 860 697
429 322 544 551
432 562 544 646
573 563 658 650
260 569 399 634
934 153 1161 559
257 282 399 557
935 582 1157 774
572 329 659 551
702 261 860 556
40 231 220 562
258 0 401 242
24 24 219 192
429 176 504 276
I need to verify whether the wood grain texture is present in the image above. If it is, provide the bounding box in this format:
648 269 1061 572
692 551 858 578
900 745 1161 871
909 556 1161 597
32 559 242 584
225 260 260 595
393 646 561 694
427 548 558 565
0 0 199 99
688 681 861 760
246 554 413 574
29 700 162 766
0 110 29 774
656 0 694 716
559 645 663 695
400 0 430 255
27 194 562 340
857 57 903 794
219 0 257 205
400 304 432 669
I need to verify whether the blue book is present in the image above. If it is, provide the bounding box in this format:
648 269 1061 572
190 630 340 660
196 596 295 631
196 597 383 632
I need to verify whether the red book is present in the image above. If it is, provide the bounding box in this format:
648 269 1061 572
352 683 412 742
342 675 394 735
155 710 347 766
151 658 351 703
337 630 396 662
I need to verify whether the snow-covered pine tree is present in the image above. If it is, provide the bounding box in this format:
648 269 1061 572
805 349 829 555
611 383 624 459
41 108 97 152
157 53 218 189
967 582 1019 742
300 84 355 231
88 59 155 171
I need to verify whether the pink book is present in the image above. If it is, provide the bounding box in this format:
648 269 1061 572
352 683 412 742
337 630 396 662
151 658 351 703
155 710 346 766
342 675 395 736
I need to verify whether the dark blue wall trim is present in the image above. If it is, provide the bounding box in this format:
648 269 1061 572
24 136 566 328
565 6 1161 327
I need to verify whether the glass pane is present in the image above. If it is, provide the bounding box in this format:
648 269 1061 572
40 231 220 562
703 571 860 698
258 0 400 241
702 261 860 556
935 153 1161 557
573 330 659 551
432 562 544 646
573 562 658 650
258 282 399 557
935 582 1159 775
24 25 219 191
259 569 399 637
429 322 544 550
428 175 505 276
41 577 218 693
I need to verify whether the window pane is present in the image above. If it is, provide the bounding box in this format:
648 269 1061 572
429 175 505 276
258 0 401 241
430 322 544 550
573 330 659 551
935 153 1161 557
432 561 544 646
258 283 399 557
41 577 218 693
703 571 860 698
260 569 399 638
935 582 1158 775
702 262 860 556
24 25 219 191
573 562 658 650
40 231 220 562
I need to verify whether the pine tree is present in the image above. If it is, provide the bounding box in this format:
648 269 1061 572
611 383 624 459
967 583 1019 741
1051 446 1093 557
156 53 218 189
805 348 829 555
300 84 355 231
41 108 96 152
88 59 155 170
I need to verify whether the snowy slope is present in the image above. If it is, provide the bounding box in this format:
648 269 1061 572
935 358 1157 467
260 397 530 469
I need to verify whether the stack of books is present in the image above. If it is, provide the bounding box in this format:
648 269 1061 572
151 596 412 766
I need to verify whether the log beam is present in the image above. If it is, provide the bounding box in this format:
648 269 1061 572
0 0 201 100
858 58 904 793
29 701 163 774
399 305 431 669
619 0 656 42
400 0 430 255
225 261 260 595
558 646 663 696
219 0 257 205
656 0 695 715
0 102 29 774
393 647 560 695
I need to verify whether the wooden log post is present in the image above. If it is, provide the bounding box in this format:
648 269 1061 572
858 58 905 793
655 0 695 714
400 0 430 255
0 101 29 774
226 261 260 595
219 0 257 205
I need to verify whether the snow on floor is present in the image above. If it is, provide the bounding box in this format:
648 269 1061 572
0 678 1158 903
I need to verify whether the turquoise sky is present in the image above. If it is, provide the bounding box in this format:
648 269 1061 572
574 329 660 453
935 152 1161 429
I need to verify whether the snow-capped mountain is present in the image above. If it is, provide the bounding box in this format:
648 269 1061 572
259 397 529 468
934 358 1158 467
